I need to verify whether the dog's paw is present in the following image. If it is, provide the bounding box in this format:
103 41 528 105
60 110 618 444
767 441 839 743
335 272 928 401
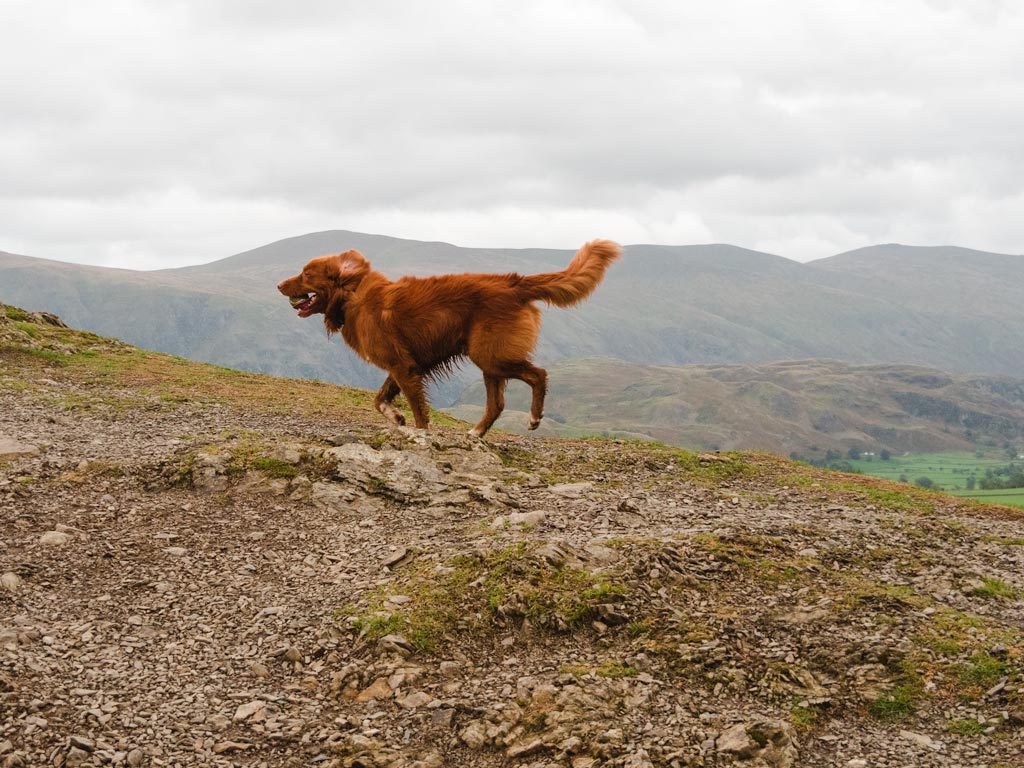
378 402 406 426
467 427 485 438
527 417 542 431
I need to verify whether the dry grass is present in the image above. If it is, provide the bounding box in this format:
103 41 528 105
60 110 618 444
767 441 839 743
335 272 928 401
1 312 461 428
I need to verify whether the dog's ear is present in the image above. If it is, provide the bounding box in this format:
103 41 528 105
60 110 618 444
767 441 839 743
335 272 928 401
332 250 370 283
323 250 368 334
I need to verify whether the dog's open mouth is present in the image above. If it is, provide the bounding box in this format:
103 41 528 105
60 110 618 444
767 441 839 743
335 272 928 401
288 293 320 318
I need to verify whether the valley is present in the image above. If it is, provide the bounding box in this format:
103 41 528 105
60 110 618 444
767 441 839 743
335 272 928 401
449 357 1024 459
847 451 1024 510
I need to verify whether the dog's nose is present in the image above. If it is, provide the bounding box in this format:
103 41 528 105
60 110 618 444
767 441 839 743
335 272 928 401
276 281 285 291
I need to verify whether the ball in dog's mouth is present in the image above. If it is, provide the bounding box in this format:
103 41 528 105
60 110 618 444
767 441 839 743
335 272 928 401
289 293 317 317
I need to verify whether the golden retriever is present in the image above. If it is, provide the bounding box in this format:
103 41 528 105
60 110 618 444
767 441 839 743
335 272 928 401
277 239 621 437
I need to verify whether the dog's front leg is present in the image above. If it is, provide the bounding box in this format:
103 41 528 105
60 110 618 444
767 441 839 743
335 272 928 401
469 374 506 437
390 370 430 429
374 376 405 426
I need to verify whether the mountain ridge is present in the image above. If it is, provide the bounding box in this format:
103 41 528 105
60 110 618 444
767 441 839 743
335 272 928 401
8 234 1023 274
4 232 1024 396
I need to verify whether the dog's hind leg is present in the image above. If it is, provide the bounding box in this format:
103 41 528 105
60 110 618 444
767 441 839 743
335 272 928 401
468 306 545 431
520 363 548 431
469 374 506 438
374 375 405 426
391 370 431 428
495 362 547 431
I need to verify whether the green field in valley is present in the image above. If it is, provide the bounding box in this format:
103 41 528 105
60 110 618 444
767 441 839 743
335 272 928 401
950 488 1024 507
850 450 1024 508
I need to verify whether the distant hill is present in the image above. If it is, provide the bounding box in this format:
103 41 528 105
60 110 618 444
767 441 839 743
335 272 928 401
449 357 1024 457
812 244 1024 314
4 233 1024 405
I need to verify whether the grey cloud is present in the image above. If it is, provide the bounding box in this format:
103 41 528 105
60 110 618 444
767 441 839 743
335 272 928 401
1 0 1023 267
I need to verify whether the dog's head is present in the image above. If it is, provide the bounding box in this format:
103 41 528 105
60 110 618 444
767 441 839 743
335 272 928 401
277 249 371 332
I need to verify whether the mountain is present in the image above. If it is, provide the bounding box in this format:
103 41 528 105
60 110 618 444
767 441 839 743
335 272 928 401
450 357 1024 456
3 304 1024 767
812 244 1024 312
807 244 1024 375
4 233 1024 403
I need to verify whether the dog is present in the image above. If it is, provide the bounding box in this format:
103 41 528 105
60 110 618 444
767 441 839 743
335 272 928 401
277 239 621 437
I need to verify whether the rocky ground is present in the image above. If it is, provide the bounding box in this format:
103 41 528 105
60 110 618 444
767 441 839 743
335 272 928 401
1 306 1023 768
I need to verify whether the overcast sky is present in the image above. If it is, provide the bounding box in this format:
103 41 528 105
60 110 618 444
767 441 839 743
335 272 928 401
2 1 1023 269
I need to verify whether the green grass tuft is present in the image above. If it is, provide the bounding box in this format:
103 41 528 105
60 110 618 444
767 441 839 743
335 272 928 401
595 661 638 678
956 652 1008 688
970 577 1019 599
341 542 631 655
790 703 821 730
946 718 986 736
868 660 924 721
868 685 918 720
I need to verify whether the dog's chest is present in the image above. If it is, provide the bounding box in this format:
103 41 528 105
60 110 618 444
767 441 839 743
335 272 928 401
341 315 386 367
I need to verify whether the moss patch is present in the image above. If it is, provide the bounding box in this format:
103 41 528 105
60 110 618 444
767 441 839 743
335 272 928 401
341 543 630 655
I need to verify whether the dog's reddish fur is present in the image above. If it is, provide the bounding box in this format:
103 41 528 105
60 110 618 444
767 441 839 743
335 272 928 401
277 240 621 436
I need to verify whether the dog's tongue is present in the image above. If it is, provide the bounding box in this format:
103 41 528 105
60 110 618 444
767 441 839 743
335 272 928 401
289 295 316 316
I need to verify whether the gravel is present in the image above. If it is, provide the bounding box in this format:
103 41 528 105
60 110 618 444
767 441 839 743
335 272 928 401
2 319 1023 767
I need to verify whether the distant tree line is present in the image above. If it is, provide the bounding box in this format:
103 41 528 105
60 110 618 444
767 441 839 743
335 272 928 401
978 462 1024 490
789 446 899 472
788 449 863 473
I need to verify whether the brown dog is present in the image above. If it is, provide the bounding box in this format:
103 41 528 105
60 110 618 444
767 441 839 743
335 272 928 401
277 240 621 437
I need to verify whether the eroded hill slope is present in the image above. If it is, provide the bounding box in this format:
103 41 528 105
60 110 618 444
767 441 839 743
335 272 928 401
1 306 1022 768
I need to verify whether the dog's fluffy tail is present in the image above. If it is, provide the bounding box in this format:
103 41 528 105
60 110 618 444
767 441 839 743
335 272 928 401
517 239 622 307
